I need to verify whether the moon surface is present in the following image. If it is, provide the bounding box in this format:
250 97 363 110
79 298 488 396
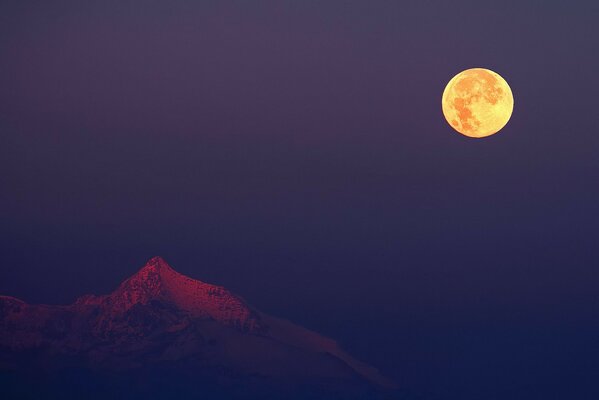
442 68 514 138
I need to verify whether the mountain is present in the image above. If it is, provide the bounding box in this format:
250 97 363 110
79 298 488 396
0 257 397 399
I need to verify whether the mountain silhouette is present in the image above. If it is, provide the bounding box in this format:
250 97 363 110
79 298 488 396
0 257 398 399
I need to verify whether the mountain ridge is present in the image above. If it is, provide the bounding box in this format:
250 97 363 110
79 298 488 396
75 256 264 333
0 256 394 397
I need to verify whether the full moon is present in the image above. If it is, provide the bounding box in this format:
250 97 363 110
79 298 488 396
442 68 514 138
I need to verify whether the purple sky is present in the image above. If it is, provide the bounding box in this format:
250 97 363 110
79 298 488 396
2 1 599 399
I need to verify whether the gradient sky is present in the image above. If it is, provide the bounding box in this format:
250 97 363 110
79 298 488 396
2 1 599 399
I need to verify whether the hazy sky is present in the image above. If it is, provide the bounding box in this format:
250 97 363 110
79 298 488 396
1 1 599 399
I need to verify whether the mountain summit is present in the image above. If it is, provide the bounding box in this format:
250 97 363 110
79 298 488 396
0 257 394 399
76 256 263 333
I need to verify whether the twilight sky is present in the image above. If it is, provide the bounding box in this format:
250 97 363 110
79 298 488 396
1 1 599 399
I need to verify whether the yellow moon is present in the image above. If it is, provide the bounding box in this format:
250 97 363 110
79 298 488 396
442 68 514 138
